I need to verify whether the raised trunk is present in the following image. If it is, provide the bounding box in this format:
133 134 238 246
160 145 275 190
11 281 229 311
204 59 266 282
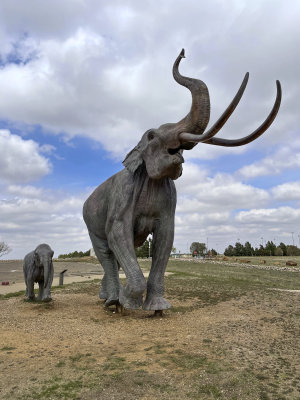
172 49 210 136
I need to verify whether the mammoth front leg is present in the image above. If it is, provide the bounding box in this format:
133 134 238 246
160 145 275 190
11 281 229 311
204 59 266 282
37 281 44 301
108 221 147 309
26 277 35 300
143 219 174 311
42 264 53 302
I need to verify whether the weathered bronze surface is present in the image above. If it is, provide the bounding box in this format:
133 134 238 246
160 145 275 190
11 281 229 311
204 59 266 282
83 49 281 311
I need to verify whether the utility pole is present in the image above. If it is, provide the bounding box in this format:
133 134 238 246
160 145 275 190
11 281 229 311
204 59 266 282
291 232 294 246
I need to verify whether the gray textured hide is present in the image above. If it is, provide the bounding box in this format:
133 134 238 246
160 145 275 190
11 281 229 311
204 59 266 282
83 49 281 311
23 243 54 301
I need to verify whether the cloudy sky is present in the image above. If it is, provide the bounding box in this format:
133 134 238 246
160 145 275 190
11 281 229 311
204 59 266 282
0 0 299 259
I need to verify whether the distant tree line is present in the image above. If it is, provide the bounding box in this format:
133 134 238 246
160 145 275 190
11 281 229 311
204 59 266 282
58 250 90 259
224 241 300 257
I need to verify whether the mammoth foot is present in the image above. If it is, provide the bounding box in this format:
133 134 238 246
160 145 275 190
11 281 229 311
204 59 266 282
119 286 143 310
42 296 52 302
25 295 35 301
102 288 119 307
104 297 119 307
143 296 171 311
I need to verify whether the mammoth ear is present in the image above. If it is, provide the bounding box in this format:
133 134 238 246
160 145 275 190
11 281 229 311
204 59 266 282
122 145 143 173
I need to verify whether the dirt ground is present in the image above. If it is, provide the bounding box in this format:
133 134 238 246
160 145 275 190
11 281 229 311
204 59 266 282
0 260 299 400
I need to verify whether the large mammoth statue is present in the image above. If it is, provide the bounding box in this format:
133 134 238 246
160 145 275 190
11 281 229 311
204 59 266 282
83 49 281 312
23 243 54 301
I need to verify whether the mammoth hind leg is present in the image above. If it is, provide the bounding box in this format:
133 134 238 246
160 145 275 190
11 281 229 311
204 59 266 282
99 261 121 301
99 272 108 300
89 231 120 307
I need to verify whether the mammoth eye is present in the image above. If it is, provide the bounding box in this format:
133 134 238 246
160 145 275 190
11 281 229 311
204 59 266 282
147 131 155 141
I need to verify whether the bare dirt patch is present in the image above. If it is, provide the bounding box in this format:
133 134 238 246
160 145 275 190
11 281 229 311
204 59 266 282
0 260 299 399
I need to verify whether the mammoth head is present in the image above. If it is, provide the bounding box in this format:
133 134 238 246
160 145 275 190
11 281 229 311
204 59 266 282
123 49 281 180
34 243 54 266
123 128 184 180
34 243 54 288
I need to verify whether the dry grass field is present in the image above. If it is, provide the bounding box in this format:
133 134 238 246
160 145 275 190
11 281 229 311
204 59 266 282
0 258 299 400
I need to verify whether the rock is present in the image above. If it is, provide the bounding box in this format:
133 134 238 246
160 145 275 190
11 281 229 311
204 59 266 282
286 261 297 266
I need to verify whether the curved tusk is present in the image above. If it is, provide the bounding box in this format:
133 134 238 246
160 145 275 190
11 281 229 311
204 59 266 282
180 80 281 147
205 72 250 141
179 72 249 144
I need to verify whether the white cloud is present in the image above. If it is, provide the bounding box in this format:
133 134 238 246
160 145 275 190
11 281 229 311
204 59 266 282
172 162 274 251
173 204 300 253
0 130 52 183
176 162 269 212
0 0 297 159
184 143 246 162
237 143 300 179
40 144 56 154
0 186 92 259
272 181 300 202
236 207 300 224
6 185 43 198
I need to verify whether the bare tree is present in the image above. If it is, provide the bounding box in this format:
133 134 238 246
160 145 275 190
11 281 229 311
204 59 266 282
0 242 11 258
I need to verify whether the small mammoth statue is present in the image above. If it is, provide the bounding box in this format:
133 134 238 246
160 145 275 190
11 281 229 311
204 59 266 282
23 243 54 301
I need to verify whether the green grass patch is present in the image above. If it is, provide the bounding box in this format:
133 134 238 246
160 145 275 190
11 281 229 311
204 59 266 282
18 376 84 400
55 360 66 368
1 346 16 351
166 260 300 293
102 356 128 372
0 290 26 300
167 350 220 374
